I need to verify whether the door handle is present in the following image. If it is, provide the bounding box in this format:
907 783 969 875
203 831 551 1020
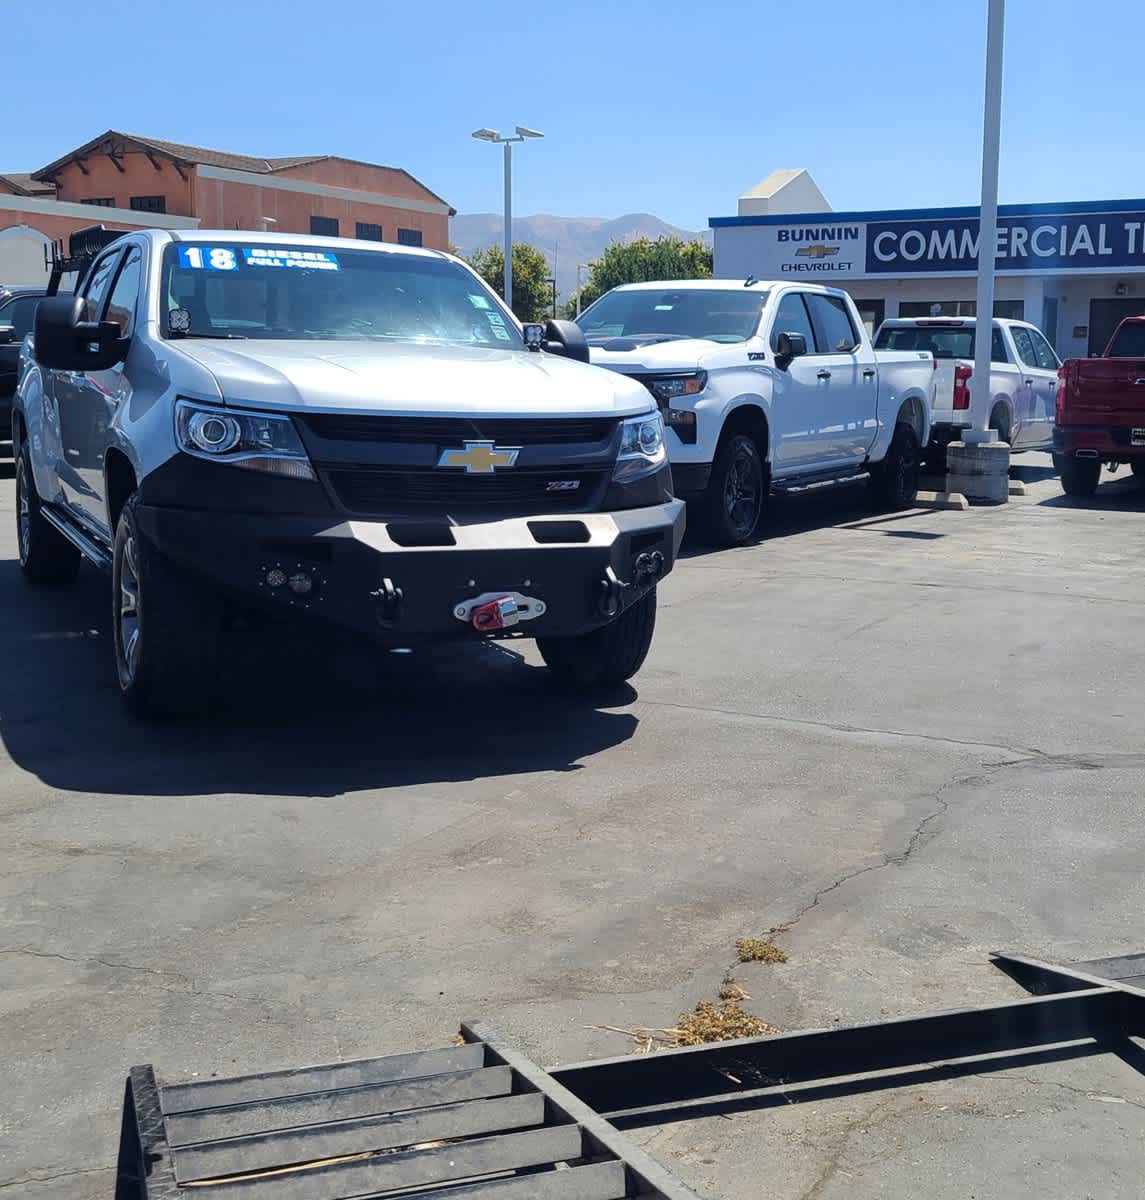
1024 378 1034 386
817 370 832 380
862 368 876 379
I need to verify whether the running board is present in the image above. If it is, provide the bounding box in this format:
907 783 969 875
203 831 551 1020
41 506 112 570
771 465 868 495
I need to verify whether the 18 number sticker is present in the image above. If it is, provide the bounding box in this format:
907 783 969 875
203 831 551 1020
178 246 238 271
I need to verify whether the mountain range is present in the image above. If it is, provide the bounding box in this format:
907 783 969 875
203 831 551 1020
450 212 712 299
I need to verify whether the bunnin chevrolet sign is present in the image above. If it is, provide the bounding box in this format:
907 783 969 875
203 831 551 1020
711 200 1145 279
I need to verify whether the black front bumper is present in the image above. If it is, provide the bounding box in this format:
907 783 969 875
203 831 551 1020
136 501 686 641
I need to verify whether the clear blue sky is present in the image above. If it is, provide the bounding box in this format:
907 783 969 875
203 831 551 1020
4 0 1138 230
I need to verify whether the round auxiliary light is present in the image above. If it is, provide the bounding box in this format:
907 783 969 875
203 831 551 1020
265 567 287 589
287 571 313 596
187 411 241 453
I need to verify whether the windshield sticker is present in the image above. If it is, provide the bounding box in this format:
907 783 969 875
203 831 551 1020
242 248 341 271
467 294 492 309
490 325 512 341
486 312 506 327
177 246 239 271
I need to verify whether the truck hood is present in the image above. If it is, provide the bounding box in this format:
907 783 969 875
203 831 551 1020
173 338 654 418
588 338 721 374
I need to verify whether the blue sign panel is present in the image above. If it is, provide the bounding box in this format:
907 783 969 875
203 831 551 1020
865 212 1145 274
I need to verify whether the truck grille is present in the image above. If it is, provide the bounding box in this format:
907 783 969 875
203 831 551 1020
327 467 608 516
303 414 619 446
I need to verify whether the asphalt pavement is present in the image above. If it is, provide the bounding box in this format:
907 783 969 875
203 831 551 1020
2 453 1144 1198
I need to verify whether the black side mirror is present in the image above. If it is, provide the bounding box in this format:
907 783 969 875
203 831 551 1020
775 331 807 363
542 318 590 364
33 295 126 372
0 327 16 345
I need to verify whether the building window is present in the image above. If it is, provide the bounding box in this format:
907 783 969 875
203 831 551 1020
356 222 383 242
130 195 166 213
852 299 885 337
80 197 115 207
899 299 1023 320
397 228 423 247
310 216 339 237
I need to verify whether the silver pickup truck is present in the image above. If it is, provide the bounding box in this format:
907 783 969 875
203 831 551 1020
13 228 684 719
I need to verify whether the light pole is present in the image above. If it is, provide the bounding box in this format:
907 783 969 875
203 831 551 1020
576 263 591 316
471 125 544 310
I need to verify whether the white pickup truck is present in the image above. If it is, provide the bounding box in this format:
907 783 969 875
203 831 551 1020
873 316 1059 454
577 280 934 545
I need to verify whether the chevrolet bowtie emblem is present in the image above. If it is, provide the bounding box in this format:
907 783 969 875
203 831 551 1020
795 244 840 259
437 441 521 474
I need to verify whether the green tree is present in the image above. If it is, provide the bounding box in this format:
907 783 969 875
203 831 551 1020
565 236 713 317
468 242 553 323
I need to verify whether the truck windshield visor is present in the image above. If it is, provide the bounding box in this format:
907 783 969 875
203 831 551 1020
160 243 524 348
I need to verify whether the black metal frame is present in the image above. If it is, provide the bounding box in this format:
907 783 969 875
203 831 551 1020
44 223 127 296
115 951 1145 1198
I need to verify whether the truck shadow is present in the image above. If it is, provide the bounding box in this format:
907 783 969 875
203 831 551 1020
0 561 638 797
1038 474 1145 511
680 478 886 555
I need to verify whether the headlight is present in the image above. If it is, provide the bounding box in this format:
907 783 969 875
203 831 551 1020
613 411 667 483
650 371 707 403
175 399 316 481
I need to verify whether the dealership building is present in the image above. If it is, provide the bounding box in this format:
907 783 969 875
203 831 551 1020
712 169 1145 358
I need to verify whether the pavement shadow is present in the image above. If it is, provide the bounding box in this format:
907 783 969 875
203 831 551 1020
1039 474 1145 511
680 478 881 558
0 559 639 797
1009 463 1058 482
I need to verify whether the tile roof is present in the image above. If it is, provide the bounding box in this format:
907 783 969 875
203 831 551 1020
0 172 57 196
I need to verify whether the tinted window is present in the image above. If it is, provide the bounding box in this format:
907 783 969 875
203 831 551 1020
0 295 41 339
806 292 859 352
310 216 339 237
770 292 816 353
356 222 383 241
130 195 166 213
398 228 423 247
1027 327 1060 370
1108 322 1145 357
1010 326 1038 368
873 324 1009 364
81 252 122 320
104 247 142 336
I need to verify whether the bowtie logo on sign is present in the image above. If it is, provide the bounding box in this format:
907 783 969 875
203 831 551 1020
795 244 840 260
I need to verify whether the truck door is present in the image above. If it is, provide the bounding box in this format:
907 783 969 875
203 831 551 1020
768 291 825 472
1008 325 1056 449
803 292 875 465
55 246 137 538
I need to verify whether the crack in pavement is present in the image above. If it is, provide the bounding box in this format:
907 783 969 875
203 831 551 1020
980 1070 1145 1113
0 946 240 999
0 1165 113 1191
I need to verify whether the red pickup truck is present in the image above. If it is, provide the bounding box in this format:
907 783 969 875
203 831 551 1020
1054 316 1145 496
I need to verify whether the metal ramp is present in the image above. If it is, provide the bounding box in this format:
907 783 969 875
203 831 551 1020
115 951 1145 1199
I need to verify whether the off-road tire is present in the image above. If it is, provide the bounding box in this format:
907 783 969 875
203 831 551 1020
113 492 223 721
869 423 921 510
1057 455 1101 498
696 433 767 547
15 447 81 585
537 589 657 688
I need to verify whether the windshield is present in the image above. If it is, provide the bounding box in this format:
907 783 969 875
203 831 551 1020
160 243 523 347
577 288 769 344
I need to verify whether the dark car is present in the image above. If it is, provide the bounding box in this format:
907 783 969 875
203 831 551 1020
0 285 46 442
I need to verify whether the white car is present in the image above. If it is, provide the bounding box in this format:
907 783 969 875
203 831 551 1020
874 316 1060 452
578 280 934 546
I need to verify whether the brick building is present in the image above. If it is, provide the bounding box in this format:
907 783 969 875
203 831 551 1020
0 130 454 284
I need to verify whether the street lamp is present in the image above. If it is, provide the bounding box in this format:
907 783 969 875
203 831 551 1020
575 263 592 316
471 125 545 309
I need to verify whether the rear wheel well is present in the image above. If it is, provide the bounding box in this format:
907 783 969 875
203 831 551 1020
896 395 927 445
105 450 137 534
720 404 769 462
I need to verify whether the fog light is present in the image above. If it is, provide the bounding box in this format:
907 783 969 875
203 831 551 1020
265 567 287 589
288 571 313 596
